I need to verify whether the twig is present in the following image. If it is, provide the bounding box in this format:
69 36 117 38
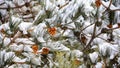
102 0 120 14
59 2 69 10
83 23 97 51
80 23 95 34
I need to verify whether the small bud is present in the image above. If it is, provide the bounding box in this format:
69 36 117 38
25 2 30 7
107 24 112 28
48 27 57 36
101 28 111 33
96 21 102 27
101 28 108 33
32 45 38 54
57 5 60 7
74 59 81 65
80 34 87 45
117 23 120 28
41 47 49 55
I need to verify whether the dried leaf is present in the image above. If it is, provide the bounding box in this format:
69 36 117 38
48 27 56 36
74 59 81 65
41 47 49 55
117 23 120 28
107 24 112 28
95 0 101 8
80 34 87 45
0 28 5 34
32 44 38 54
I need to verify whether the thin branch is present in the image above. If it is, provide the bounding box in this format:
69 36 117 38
59 2 69 10
80 23 95 34
102 0 120 14
108 0 112 8
83 23 97 51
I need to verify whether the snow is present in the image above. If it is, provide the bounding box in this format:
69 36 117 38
23 45 33 52
0 23 10 31
18 22 32 34
0 50 15 64
22 52 41 65
109 44 119 59
99 42 110 56
118 57 120 64
89 52 98 63
102 1 119 10
99 42 119 59
9 43 24 51
72 50 83 58
32 23 47 42
15 38 35 45
95 62 103 68
63 29 74 37
31 57 41 65
0 0 4 4
0 0 120 68
47 41 70 51
3 37 11 47
12 56 27 63
45 0 56 11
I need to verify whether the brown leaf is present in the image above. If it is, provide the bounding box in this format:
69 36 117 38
41 47 49 55
74 59 81 65
80 34 87 45
48 27 56 36
95 0 101 8
107 24 112 28
0 28 5 34
117 23 120 28
32 44 38 54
